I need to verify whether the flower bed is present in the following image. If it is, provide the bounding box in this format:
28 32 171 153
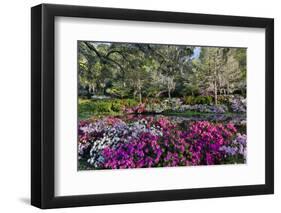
78 116 246 170
123 96 246 115
79 96 246 121
177 104 228 114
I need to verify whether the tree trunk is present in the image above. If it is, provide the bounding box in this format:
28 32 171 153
214 56 218 106
214 80 218 105
139 91 142 103
227 83 230 95
168 88 171 100
138 79 142 103
167 77 174 100
133 90 137 100
92 85 95 95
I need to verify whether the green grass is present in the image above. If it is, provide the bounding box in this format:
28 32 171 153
78 98 138 119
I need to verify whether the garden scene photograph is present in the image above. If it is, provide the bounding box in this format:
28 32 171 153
77 41 247 170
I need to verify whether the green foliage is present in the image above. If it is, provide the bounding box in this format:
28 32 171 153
184 96 213 105
111 101 122 112
106 83 131 98
183 96 194 105
111 98 138 112
195 96 213 105
217 95 230 105
124 98 138 107
79 99 111 119
94 101 112 113
78 41 246 102
78 98 139 119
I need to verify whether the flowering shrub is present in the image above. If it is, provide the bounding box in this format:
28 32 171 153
220 133 247 163
78 117 163 168
125 101 229 115
78 116 246 170
119 95 247 116
125 98 183 114
179 121 239 165
145 102 168 113
124 103 146 114
178 104 228 114
164 98 183 110
229 96 247 113
101 117 188 168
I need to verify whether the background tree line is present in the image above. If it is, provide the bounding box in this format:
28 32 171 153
78 41 246 104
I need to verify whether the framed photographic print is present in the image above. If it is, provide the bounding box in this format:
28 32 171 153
31 3 274 209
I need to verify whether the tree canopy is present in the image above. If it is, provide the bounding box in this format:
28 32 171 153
78 41 246 104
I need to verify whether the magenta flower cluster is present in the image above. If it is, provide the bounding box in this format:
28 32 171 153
78 117 246 170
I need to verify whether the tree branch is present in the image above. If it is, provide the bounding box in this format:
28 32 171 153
82 41 124 71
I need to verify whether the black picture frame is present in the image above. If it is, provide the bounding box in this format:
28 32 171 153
31 3 274 209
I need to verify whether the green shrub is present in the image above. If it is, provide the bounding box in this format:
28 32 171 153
94 101 112 113
184 96 213 105
184 96 195 105
123 99 138 107
78 98 139 119
111 101 122 112
79 99 111 119
217 95 229 105
195 96 213 105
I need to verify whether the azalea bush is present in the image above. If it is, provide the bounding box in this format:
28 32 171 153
125 98 183 114
78 116 246 170
177 104 228 114
229 95 247 113
124 99 230 115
